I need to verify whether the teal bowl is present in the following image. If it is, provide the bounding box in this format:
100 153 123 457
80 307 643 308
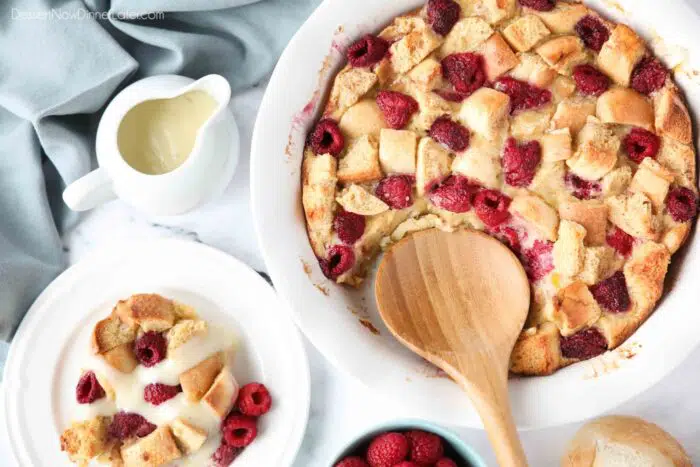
327 419 487 466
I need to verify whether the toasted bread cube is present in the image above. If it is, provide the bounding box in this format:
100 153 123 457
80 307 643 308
503 15 550 52
654 86 692 144
173 301 198 321
440 17 493 56
510 322 562 375
474 0 517 24
550 281 602 336
101 342 138 374
550 96 596 135
510 105 554 138
657 137 696 189
60 416 111 465
481 33 519 81
327 67 378 120
629 158 674 210
121 426 181 467
97 439 123 466
602 166 632 197
338 135 383 183
379 129 418 174
540 128 572 162
550 75 577 103
566 119 620 181
202 367 239 420
553 220 586 276
390 19 442 74
411 90 458 132
416 137 452 195
624 241 670 310
530 161 567 207
179 352 225 402
559 200 608 246
531 2 588 34
167 319 207 353
509 52 557 87
451 135 502 188
596 24 646 86
596 87 654 130
535 36 587 75
170 418 207 454
91 313 138 354
606 192 661 240
302 152 338 257
338 99 388 139
407 57 443 90
458 88 510 141
510 194 559 241
114 294 176 332
336 184 390 215
379 15 425 42
577 246 615 285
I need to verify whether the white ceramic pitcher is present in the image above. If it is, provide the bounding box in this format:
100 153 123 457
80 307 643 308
63 74 239 216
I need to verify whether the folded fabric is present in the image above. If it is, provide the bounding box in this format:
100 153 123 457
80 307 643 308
0 0 320 371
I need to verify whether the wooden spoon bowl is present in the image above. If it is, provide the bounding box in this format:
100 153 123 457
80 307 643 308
375 229 530 466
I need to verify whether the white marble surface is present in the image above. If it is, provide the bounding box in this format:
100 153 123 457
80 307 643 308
2 85 699 467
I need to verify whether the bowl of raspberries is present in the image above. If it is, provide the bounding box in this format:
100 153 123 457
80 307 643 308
330 420 485 467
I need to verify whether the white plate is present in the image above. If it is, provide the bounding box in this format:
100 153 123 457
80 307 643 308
2 239 310 466
251 0 700 429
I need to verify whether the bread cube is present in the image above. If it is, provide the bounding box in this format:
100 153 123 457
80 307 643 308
338 134 383 183
510 105 554 138
624 241 670 310
114 294 176 332
100 342 138 374
629 158 674 210
458 87 510 141
503 15 550 52
170 418 207 454
509 52 558 87
336 184 390 216
553 220 586 276
327 67 378 120
167 319 207 353
390 19 442 74
535 35 588 75
656 137 696 189
302 151 338 257
60 416 110 465
179 352 225 402
550 281 602 336
596 87 654 130
601 166 632 197
606 192 661 240
596 24 646 86
451 135 502 188
411 89 457 132
338 99 388 139
566 119 620 181
407 57 443 90
121 426 182 467
530 161 567 208
416 137 452 195
550 75 577 103
440 17 493 56
531 2 588 33
559 200 609 246
510 194 559 241
481 33 519 81
550 96 596 135
510 322 562 375
654 86 692 144
91 313 138 354
202 367 239 420
577 246 615 285
472 0 517 24
540 128 572 162
379 129 418 174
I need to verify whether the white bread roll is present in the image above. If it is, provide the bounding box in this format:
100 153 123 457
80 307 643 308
562 415 691 467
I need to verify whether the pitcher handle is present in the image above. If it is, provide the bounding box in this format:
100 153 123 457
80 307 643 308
63 168 117 211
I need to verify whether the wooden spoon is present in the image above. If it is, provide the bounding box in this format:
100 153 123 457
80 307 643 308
375 229 530 466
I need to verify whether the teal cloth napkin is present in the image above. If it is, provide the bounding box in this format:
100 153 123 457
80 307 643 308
0 0 319 373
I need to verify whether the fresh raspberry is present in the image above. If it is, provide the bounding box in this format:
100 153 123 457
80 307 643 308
335 457 370 467
405 430 444 465
376 175 415 209
427 175 477 213
366 432 409 467
427 0 461 35
441 53 486 96
491 226 523 254
517 0 555 11
590 271 631 313
474 189 511 227
212 442 243 467
393 462 419 467
429 116 470 152
310 119 345 156
319 245 356 280
76 371 105 404
347 34 390 68
435 458 459 467
143 383 181 405
376 91 419 129
666 186 699 222
575 15 610 52
335 210 366 245
502 137 541 187
109 412 157 440
560 328 608 360
493 77 552 114
631 57 668 95
237 382 272 417
523 240 554 282
623 128 660 164
565 173 601 200
222 414 258 448
606 226 635 257
573 64 610 96
134 331 167 367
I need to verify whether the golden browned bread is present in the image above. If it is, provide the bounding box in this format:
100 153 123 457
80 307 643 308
60 416 111 465
170 418 207 454
91 314 137 355
202 366 239 419
167 319 207 353
114 294 176 332
120 426 181 467
179 352 225 402
100 342 138 374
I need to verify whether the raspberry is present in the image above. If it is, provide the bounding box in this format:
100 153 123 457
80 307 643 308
493 77 551 114
405 430 444 465
237 382 272 417
565 173 601 200
590 271 631 313
575 15 610 52
335 210 366 245
143 383 181 405
222 414 258 448
502 137 541 187
666 186 698 222
366 432 409 467
441 53 486 96
434 89 468 103
491 226 523 254
76 371 105 404
517 0 555 11
427 175 477 213
376 175 415 209
319 245 356 280
435 459 459 467
474 189 511 227
429 116 470 152
631 57 668 95
134 331 167 367
623 128 660 164
310 119 345 156
572 64 610 96
212 442 243 467
523 240 554 282
347 34 390 68
109 412 156 440
560 328 608 360
427 0 461 35
606 226 635 257
335 457 370 467
376 91 419 129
